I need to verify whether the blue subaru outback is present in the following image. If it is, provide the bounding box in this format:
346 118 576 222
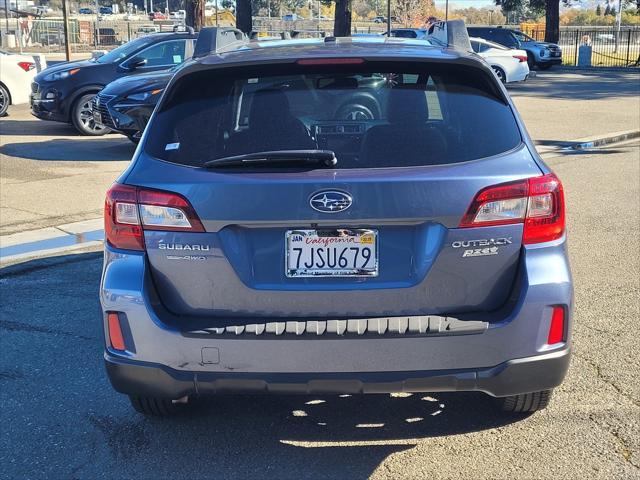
100 23 572 416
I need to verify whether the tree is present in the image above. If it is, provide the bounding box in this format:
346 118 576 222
333 0 352 36
543 0 559 43
596 3 602 15
236 0 252 33
392 0 435 27
609 5 616 15
604 3 611 15
185 0 205 30
221 0 235 12
495 1 567 47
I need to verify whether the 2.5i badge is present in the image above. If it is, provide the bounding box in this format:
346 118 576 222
451 237 513 258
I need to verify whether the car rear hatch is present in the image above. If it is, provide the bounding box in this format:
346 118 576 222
109 58 559 322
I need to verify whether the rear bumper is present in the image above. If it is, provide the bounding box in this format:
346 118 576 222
105 348 571 398
101 237 573 399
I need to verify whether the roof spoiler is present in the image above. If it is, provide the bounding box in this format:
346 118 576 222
193 27 249 58
426 19 472 52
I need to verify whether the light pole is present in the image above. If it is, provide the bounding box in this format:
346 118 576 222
4 0 9 35
386 0 390 35
94 0 99 47
62 0 71 60
614 0 622 53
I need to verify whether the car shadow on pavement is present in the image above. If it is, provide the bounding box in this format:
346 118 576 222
508 70 640 100
0 119 80 137
0 137 134 161
1 252 529 479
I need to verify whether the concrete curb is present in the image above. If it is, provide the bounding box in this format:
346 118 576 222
536 129 640 156
0 218 103 268
553 66 640 73
1 130 638 269
560 130 640 151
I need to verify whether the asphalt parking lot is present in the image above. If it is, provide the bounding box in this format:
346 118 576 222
0 69 639 479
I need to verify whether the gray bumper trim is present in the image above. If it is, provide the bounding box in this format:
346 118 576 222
105 348 570 399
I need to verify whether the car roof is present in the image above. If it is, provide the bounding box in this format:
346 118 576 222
194 37 477 67
144 31 198 41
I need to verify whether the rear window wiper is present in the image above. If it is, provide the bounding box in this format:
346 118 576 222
203 150 338 168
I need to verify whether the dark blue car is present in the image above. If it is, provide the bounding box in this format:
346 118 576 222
101 25 572 417
30 31 196 135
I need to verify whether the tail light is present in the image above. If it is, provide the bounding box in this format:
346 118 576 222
17 61 35 71
105 184 204 251
460 173 565 245
514 55 528 63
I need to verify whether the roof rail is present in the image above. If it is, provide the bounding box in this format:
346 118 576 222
193 27 249 58
173 25 195 34
426 19 472 52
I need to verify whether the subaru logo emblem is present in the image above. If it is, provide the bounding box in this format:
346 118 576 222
309 190 352 213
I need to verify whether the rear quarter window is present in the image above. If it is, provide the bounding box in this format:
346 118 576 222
145 61 522 169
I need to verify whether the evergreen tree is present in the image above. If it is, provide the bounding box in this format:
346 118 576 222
595 3 602 15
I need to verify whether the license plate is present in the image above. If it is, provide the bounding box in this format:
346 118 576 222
286 229 378 277
93 109 102 126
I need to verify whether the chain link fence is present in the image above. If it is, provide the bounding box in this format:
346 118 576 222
0 17 182 54
2 18 639 67
523 26 640 67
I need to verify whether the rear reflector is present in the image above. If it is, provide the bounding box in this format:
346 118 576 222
548 306 565 344
105 183 204 251
107 312 126 350
460 173 565 244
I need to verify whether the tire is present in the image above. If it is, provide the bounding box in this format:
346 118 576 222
71 93 110 136
0 83 10 117
129 395 180 416
497 389 553 413
526 52 536 69
538 63 553 70
492 66 507 84
127 134 140 144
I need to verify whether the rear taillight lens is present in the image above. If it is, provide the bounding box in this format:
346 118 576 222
105 183 204 251
524 174 565 244
460 173 565 245
105 184 144 251
514 55 528 63
17 61 35 71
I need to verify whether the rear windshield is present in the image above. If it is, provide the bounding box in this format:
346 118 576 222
145 62 522 168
